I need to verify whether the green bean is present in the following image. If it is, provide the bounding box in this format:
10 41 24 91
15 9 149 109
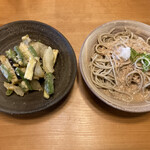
44 72 54 95
15 67 32 90
0 64 12 82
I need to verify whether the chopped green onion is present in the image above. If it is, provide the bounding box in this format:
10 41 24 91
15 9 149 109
131 48 150 72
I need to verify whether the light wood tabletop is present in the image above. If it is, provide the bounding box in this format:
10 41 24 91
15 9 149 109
0 0 150 150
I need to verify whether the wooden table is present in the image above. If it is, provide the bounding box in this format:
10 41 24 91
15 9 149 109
0 0 150 149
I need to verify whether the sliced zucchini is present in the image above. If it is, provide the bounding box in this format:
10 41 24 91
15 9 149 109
24 57 36 80
0 64 12 82
44 72 54 99
14 46 27 66
0 55 18 84
28 46 38 57
5 49 18 63
19 42 33 61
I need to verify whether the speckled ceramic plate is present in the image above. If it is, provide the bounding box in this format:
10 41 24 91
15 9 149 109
79 20 150 113
0 20 77 114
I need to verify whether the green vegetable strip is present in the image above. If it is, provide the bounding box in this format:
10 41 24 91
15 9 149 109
130 48 150 72
14 46 26 66
28 46 38 57
15 67 32 90
130 48 144 62
44 72 54 95
5 49 18 63
142 58 149 72
0 64 12 82
6 89 13 96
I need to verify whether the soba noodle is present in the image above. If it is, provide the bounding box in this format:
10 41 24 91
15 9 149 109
89 28 150 102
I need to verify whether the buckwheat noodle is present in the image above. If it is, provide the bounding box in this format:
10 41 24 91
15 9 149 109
89 28 150 102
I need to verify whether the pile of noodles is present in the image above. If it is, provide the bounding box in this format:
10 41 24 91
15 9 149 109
89 28 150 102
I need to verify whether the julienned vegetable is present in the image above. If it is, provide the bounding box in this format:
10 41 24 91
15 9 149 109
0 35 59 99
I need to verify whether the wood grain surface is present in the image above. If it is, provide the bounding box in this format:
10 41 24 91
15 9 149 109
0 0 150 150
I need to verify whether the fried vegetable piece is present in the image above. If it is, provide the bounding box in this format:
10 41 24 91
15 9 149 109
19 35 34 61
0 55 18 84
24 57 36 80
5 49 18 63
0 35 59 98
44 72 54 99
30 80 43 91
28 46 38 57
21 36 41 81
30 41 48 58
43 47 54 73
30 42 58 78
22 35 31 45
53 49 59 64
19 42 33 61
44 90 49 99
31 42 59 61
0 64 12 82
14 46 27 66
43 48 58 99
15 67 32 90
4 82 24 96
6 89 13 96
19 81 29 93
34 62 44 78
19 67 26 73
13 63 19 67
